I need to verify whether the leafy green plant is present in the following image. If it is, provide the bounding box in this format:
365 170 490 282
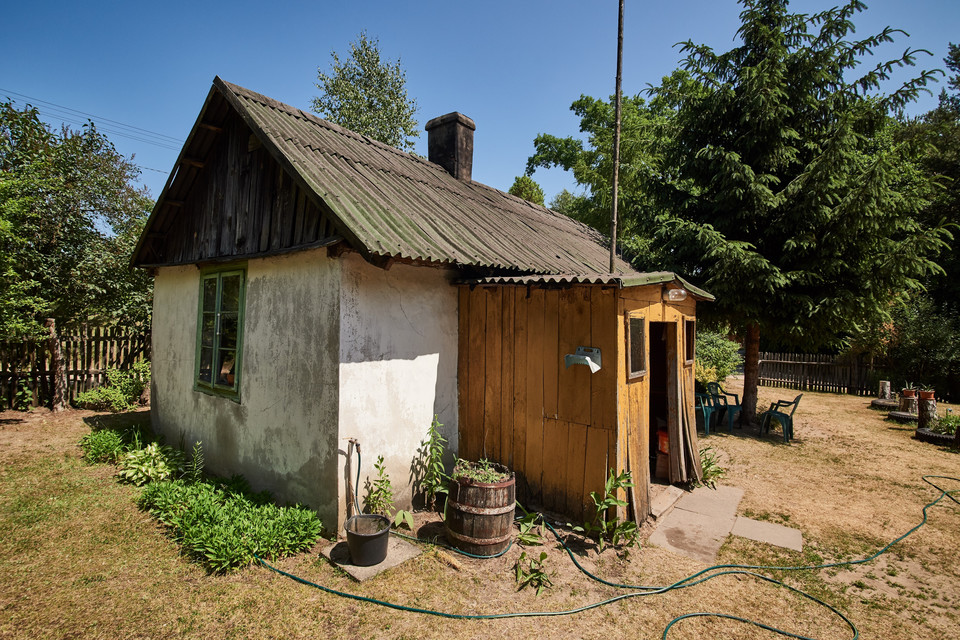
137 477 322 573
569 469 641 555
516 505 545 546
187 441 204 483
697 446 727 489
75 362 151 412
79 429 125 464
420 415 449 510
514 551 552 595
931 412 959 436
451 458 510 484
695 325 742 386
364 455 394 515
361 455 414 530
13 379 33 411
116 442 185 486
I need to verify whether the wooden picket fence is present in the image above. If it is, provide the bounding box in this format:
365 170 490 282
0 327 151 409
758 351 875 396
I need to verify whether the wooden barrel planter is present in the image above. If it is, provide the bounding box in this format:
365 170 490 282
444 462 515 556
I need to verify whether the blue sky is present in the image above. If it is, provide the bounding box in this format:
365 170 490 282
3 1 957 203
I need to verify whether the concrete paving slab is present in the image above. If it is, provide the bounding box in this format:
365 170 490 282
650 485 685 520
732 517 803 552
675 485 744 519
648 508 730 564
320 534 423 582
647 485 744 563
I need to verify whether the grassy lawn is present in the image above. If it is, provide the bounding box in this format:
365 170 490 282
0 386 957 639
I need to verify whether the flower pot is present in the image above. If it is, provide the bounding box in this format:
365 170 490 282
901 389 916 399
445 463 515 557
344 514 390 566
918 390 935 400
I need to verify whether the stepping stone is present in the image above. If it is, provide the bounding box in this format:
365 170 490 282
731 516 803 552
320 534 423 582
648 485 744 563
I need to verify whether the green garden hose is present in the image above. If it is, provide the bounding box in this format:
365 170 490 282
256 475 959 639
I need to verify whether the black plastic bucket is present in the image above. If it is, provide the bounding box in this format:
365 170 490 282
344 514 390 566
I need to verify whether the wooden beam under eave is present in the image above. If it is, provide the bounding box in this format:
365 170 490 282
199 122 223 132
165 200 184 207
182 158 205 168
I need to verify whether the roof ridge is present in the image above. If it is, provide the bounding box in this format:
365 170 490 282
222 78 435 168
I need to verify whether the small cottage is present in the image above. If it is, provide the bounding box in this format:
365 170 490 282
132 77 711 529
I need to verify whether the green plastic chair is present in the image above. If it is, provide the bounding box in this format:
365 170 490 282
696 393 717 435
761 394 803 442
706 382 742 431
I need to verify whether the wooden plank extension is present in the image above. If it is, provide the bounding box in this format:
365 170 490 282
465 289 487 461
482 288 502 461
500 289 515 468
558 287 592 426
511 287 528 479
524 288 546 501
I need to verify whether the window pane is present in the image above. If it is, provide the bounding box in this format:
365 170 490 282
220 313 238 349
629 316 645 376
198 347 214 383
217 349 237 387
200 313 216 347
220 274 241 312
685 320 696 363
202 278 218 312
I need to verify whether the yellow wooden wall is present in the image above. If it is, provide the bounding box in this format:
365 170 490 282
616 287 698 519
458 284 618 520
458 283 699 523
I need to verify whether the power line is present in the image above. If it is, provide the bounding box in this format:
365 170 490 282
0 87 184 151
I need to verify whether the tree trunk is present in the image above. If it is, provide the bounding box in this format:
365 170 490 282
45 318 67 412
742 323 761 425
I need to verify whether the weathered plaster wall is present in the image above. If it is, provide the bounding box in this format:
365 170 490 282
150 250 342 526
337 253 459 525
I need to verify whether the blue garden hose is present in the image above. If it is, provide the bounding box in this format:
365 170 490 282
257 475 959 639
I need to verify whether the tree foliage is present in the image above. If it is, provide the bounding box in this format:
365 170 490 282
528 0 948 418
508 175 545 205
0 101 153 337
312 31 420 152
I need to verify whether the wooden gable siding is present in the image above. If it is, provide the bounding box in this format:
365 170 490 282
147 111 336 266
458 284 618 521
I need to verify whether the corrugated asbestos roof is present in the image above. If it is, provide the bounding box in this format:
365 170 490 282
215 78 635 275
459 272 714 300
134 77 711 300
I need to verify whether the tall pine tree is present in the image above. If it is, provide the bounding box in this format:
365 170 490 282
642 0 947 420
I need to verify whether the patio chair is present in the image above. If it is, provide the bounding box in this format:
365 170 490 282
761 394 803 442
706 382 742 432
696 393 717 435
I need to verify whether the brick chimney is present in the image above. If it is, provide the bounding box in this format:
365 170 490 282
425 112 475 181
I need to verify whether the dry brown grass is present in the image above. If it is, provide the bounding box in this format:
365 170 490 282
0 387 957 640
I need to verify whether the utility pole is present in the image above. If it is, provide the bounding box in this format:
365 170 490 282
609 0 624 273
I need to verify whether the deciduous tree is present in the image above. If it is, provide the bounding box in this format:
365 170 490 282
312 31 420 152
0 101 153 338
507 175 545 205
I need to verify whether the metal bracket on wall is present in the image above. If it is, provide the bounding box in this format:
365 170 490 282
564 346 602 373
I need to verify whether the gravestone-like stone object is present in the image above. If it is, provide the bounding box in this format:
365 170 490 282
878 380 892 400
918 398 937 430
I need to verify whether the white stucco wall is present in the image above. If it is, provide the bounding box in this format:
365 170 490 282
337 253 459 524
150 250 342 526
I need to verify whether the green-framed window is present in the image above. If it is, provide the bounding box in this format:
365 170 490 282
195 267 245 398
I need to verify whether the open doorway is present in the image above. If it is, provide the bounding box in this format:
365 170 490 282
649 321 677 478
